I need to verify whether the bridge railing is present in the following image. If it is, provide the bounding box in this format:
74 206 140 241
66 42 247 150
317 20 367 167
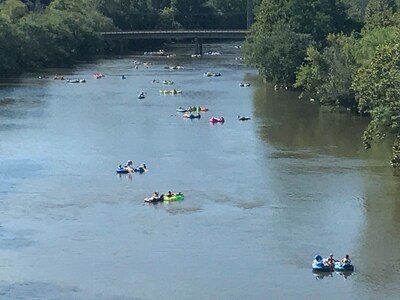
100 30 249 40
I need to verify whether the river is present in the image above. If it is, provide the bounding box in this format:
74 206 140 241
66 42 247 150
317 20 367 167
0 42 399 300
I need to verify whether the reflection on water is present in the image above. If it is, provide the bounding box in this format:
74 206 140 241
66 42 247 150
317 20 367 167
312 271 354 280
0 43 400 299
312 271 333 280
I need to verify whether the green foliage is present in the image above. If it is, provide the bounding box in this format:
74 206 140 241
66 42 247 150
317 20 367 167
98 0 158 30
171 0 218 29
245 22 312 85
249 0 354 43
0 16 21 73
353 35 400 166
157 6 179 29
354 26 399 66
250 0 289 37
287 0 353 43
208 0 246 29
246 0 357 85
0 0 28 21
0 0 115 74
295 33 358 108
364 0 398 29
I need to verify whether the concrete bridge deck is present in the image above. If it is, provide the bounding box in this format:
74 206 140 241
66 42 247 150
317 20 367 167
100 30 249 40
100 30 249 54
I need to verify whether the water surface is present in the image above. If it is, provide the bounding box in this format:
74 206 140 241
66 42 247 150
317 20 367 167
0 43 399 299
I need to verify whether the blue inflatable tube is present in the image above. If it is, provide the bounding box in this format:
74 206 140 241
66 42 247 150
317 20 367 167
312 255 332 272
334 262 354 272
116 167 129 174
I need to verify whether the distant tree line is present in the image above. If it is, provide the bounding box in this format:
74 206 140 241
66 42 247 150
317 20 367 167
245 0 400 168
0 0 250 75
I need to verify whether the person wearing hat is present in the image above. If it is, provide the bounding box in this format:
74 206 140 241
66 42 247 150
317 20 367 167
326 253 335 268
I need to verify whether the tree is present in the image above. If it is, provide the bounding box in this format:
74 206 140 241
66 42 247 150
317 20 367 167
170 0 218 28
209 0 247 29
352 33 400 167
246 0 356 85
295 33 358 108
364 0 398 29
354 26 399 66
0 16 21 73
0 0 28 21
98 0 157 30
245 22 312 85
287 0 353 43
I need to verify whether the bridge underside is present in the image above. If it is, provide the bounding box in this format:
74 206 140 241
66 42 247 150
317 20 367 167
101 31 248 55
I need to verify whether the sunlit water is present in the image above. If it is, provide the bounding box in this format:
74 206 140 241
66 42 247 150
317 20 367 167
0 43 399 300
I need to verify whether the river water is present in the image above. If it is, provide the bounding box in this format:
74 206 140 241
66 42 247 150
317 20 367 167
0 43 399 300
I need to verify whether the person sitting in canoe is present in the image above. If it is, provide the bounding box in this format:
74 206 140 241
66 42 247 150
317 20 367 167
166 191 173 197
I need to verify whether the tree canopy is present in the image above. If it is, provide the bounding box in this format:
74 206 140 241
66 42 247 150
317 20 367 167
353 33 400 167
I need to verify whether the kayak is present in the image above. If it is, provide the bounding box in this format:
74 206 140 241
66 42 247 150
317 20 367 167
163 194 184 202
334 261 354 272
238 116 251 121
312 255 332 272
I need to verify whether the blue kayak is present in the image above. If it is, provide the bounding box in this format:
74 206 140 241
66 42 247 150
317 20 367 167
334 261 354 272
312 255 332 272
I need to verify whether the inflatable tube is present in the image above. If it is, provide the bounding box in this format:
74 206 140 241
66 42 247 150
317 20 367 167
209 117 224 123
163 194 184 202
116 167 129 174
312 256 332 272
183 113 201 119
144 196 163 203
334 262 354 272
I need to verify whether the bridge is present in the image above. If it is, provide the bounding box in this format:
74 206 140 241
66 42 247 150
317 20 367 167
100 30 249 54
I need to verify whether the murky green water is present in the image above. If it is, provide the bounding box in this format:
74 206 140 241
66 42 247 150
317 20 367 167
0 43 399 299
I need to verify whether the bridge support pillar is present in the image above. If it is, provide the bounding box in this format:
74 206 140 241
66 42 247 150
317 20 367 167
195 38 203 55
120 40 128 54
